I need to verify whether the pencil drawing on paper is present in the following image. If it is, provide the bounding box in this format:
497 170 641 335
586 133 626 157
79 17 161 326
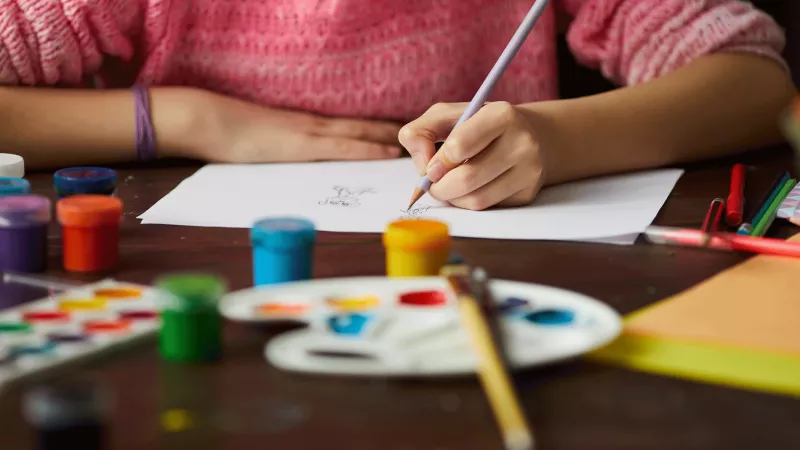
318 186 375 207
400 205 431 218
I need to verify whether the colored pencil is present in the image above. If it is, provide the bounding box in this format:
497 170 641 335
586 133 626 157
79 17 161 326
725 164 746 227
699 198 724 246
737 172 789 235
407 0 552 208
751 178 795 237
442 264 534 450
645 225 800 258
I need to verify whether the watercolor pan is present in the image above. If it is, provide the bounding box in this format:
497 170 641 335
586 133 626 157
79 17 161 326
0 278 159 391
219 276 622 377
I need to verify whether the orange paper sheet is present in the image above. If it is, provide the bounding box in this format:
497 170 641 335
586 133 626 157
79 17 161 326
592 234 800 396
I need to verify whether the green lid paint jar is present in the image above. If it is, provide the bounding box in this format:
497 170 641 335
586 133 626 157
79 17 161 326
156 274 226 363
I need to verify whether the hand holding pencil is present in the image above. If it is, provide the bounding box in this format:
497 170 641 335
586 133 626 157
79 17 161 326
399 0 552 211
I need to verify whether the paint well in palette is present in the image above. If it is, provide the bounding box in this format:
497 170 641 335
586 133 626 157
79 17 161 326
22 311 70 323
398 290 447 307
256 303 310 317
83 320 130 333
326 296 380 312
47 332 90 343
328 313 373 336
0 322 33 333
59 298 107 311
496 297 529 313
93 287 142 299
10 341 57 356
118 310 159 320
525 309 575 326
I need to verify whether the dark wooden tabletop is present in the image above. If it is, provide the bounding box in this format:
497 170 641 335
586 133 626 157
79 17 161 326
1 148 799 450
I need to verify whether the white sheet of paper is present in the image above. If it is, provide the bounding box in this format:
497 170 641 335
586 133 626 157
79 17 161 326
138 159 682 243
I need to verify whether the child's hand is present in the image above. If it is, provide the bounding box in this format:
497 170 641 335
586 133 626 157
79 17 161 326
175 89 403 163
399 102 547 210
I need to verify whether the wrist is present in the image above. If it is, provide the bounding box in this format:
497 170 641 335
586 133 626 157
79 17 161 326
518 99 584 185
149 87 208 160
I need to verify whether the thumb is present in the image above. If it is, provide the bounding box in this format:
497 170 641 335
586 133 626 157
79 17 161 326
399 103 466 175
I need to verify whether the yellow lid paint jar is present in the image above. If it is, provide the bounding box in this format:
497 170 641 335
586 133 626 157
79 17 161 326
383 219 450 277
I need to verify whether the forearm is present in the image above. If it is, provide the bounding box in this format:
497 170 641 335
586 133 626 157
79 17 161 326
0 87 197 170
524 53 797 185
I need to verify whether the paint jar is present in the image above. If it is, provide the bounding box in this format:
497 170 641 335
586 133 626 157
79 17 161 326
0 177 31 197
53 167 117 198
383 218 450 277
56 195 123 273
250 217 315 286
0 195 51 273
0 154 25 177
157 273 225 363
23 382 110 450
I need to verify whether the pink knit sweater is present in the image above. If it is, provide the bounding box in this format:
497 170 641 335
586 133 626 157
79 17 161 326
0 0 788 121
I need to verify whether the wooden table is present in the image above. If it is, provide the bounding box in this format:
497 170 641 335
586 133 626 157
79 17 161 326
2 149 799 450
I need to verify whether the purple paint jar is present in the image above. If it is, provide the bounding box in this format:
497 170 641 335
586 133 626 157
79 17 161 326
0 195 51 273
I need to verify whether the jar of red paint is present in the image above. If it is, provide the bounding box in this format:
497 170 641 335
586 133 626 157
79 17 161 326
56 195 123 273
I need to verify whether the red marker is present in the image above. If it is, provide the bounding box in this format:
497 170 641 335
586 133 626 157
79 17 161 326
726 164 746 226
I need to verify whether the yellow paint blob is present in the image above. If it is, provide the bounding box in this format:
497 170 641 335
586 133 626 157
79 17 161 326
58 298 107 311
161 409 193 432
327 296 380 312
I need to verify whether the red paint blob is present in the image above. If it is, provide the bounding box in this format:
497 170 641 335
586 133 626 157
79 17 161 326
23 311 70 322
119 310 159 320
398 290 447 307
83 320 130 333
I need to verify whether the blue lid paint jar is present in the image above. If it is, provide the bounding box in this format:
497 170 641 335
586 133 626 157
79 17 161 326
53 167 117 198
0 195 51 273
0 177 31 197
250 218 315 286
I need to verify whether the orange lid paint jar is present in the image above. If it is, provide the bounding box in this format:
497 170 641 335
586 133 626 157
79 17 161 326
56 195 123 273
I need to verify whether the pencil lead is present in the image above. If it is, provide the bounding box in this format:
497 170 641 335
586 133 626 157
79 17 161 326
407 187 425 209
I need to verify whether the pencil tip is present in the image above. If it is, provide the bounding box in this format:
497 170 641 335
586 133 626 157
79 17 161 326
407 188 425 209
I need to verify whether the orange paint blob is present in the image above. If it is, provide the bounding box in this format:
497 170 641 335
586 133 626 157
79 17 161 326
256 303 310 316
94 287 142 299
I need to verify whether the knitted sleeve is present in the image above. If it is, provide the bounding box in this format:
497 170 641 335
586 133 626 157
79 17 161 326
559 0 788 86
0 0 141 85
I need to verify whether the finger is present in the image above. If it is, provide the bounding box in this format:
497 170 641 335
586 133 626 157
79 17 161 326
426 101 520 183
301 136 401 161
399 103 468 174
445 165 539 211
307 115 403 146
428 132 519 201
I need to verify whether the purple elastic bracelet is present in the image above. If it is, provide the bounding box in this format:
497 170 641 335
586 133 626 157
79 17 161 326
132 84 157 162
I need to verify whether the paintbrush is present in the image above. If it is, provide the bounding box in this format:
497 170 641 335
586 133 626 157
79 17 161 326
441 263 534 450
407 0 552 208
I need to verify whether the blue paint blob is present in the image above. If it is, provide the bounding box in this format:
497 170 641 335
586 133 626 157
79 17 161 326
525 309 575 326
10 341 57 356
328 313 372 336
496 297 529 313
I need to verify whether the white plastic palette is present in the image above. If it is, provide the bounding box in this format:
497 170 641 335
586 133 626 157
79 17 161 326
220 276 622 377
0 279 159 391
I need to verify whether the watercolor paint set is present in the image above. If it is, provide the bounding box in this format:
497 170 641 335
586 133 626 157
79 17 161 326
220 276 622 377
0 276 158 391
